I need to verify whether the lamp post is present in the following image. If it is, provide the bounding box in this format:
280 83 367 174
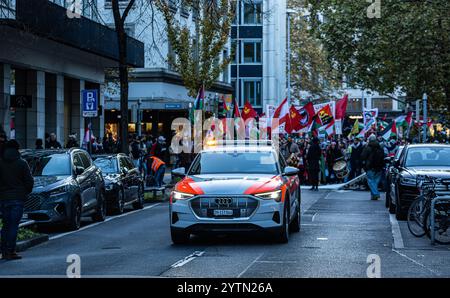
423 93 427 143
286 9 295 104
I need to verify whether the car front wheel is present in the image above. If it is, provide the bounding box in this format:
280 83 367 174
171 228 190 244
92 191 107 222
66 198 81 231
289 194 301 233
274 202 289 243
132 184 144 210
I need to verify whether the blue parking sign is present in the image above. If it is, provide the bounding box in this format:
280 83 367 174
82 90 98 117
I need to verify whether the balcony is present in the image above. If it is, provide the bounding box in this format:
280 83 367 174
0 0 144 67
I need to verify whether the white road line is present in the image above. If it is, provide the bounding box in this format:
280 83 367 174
170 251 205 268
49 203 162 241
311 212 318 222
389 214 405 249
392 249 439 276
237 253 264 278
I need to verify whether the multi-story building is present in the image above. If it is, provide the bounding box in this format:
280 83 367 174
98 0 233 140
231 0 287 114
0 0 144 148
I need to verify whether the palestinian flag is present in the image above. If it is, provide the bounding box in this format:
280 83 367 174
378 120 389 131
194 86 204 110
381 121 398 141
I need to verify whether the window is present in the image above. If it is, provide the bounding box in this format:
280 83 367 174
79 152 92 169
231 40 238 64
26 154 71 176
73 154 85 170
180 0 189 17
242 41 261 63
243 1 262 24
243 80 262 107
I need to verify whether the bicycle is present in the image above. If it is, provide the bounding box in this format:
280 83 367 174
407 175 450 244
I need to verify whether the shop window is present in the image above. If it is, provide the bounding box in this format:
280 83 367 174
158 123 164 133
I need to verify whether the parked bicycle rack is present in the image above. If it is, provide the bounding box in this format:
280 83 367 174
430 195 450 245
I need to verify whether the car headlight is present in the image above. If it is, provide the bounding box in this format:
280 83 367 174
400 177 416 186
171 191 195 202
47 185 70 197
255 190 282 202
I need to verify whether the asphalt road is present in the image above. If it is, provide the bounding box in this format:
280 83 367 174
1 189 449 278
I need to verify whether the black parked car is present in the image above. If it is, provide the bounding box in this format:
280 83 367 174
390 144 450 220
385 146 404 213
21 148 107 230
93 154 145 214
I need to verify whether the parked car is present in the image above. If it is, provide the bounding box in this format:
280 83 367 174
21 148 106 230
390 144 450 220
169 142 301 244
92 154 145 214
385 146 404 213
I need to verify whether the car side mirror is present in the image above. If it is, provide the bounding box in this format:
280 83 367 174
172 167 186 177
283 166 299 177
75 166 84 176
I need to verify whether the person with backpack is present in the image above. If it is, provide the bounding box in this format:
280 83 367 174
361 134 386 200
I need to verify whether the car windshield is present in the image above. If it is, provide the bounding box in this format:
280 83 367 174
405 147 450 167
188 151 278 175
27 154 71 176
94 158 119 174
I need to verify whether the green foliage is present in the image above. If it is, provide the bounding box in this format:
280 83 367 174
156 0 234 97
0 222 40 242
305 0 450 113
289 0 341 100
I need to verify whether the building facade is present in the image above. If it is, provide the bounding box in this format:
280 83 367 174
231 0 287 114
0 0 144 148
98 0 233 141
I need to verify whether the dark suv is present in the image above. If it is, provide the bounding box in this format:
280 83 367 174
22 148 106 230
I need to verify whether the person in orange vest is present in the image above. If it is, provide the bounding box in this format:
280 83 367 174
148 156 166 187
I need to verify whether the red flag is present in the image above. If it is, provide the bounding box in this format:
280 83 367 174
335 94 348 120
297 102 315 130
272 98 289 131
233 99 241 118
241 101 257 121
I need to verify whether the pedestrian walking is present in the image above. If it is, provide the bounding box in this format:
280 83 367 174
0 140 34 260
306 137 321 191
361 134 385 200
46 133 62 149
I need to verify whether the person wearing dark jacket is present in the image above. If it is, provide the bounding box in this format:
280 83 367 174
306 137 322 191
0 140 34 260
348 137 364 180
361 134 385 200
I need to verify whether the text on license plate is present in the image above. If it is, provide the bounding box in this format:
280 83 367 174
213 209 234 216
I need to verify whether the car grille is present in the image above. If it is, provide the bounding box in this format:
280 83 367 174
24 193 46 212
190 196 259 219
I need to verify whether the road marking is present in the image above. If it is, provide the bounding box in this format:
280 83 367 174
392 249 439 276
237 253 264 278
389 214 405 249
317 237 328 241
49 203 162 241
170 251 205 268
311 212 318 222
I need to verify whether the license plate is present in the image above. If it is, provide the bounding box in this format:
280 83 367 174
213 209 234 217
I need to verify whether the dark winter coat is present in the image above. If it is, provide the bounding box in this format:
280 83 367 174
0 147 34 201
361 140 386 172
307 144 322 171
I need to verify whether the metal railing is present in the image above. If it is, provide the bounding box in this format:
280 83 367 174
0 0 15 19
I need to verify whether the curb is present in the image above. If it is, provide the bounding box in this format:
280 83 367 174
16 234 49 252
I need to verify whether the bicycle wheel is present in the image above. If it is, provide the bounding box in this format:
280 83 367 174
425 202 450 245
407 197 427 237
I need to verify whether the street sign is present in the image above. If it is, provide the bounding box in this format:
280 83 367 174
165 103 182 109
10 95 32 108
82 90 98 117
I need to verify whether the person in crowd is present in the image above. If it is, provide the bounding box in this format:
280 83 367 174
306 137 321 191
35 139 44 150
0 139 34 260
348 137 364 180
148 155 166 188
326 141 343 184
129 135 142 169
65 134 79 149
44 132 50 149
361 134 386 200
46 133 62 149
